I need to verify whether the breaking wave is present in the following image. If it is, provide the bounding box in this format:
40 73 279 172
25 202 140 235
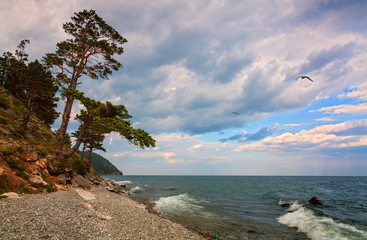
277 201 367 240
154 193 205 216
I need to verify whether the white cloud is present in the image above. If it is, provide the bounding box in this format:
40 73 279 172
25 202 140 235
317 103 367 114
234 120 367 152
316 117 336 122
283 123 302 127
339 82 367 101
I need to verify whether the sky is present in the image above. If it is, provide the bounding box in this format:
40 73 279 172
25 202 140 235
1 0 367 175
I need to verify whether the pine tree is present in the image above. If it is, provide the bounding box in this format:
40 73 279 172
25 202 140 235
21 60 59 129
43 9 128 162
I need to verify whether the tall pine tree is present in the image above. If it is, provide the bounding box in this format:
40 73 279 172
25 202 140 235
43 9 128 162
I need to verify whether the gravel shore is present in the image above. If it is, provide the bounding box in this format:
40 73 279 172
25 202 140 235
0 186 204 239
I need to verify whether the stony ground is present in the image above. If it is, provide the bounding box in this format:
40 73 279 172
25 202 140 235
0 186 204 240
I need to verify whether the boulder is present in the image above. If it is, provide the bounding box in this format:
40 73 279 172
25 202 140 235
71 175 92 190
84 173 97 182
1 192 21 198
308 196 322 206
29 175 48 186
53 183 68 191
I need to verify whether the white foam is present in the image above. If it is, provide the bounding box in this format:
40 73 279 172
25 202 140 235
277 206 367 240
287 201 302 212
154 193 204 215
114 180 132 185
128 186 142 194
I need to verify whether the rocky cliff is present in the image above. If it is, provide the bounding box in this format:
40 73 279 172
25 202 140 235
0 86 90 193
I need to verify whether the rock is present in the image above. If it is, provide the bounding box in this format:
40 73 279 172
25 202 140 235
53 183 68 191
280 203 290 208
29 175 48 186
84 173 97 182
308 196 322 206
59 174 67 185
71 175 92 190
74 189 95 201
98 215 112 220
0 192 21 198
80 202 93 210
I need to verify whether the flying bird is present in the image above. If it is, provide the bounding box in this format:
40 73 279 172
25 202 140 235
232 112 240 115
296 75 313 82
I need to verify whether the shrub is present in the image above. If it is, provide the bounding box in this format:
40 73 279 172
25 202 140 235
0 98 9 109
71 158 89 176
6 158 25 172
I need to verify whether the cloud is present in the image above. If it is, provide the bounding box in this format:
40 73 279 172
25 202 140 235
220 123 279 142
2 1 367 136
283 123 302 127
339 83 367 101
316 117 337 122
317 103 367 114
234 120 367 152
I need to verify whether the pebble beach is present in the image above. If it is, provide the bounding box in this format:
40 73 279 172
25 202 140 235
0 186 204 240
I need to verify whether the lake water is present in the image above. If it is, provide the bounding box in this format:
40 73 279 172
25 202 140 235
105 176 367 239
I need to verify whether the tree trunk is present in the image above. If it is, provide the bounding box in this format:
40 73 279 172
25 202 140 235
88 146 93 168
56 94 74 162
63 114 91 158
81 142 86 160
22 100 31 130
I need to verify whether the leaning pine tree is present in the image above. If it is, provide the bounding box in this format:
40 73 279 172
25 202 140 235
43 9 155 162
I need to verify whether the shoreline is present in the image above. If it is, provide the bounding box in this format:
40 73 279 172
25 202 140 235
127 195 216 239
0 185 206 239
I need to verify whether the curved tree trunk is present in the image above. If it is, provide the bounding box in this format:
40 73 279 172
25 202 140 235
56 94 74 162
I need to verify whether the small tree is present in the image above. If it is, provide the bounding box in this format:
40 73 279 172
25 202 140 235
0 40 29 96
21 60 59 129
43 9 128 162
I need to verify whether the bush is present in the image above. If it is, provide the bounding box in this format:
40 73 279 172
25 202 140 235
71 158 89 176
0 98 9 109
6 158 25 172
0 175 9 193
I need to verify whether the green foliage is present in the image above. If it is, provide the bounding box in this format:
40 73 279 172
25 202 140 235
0 175 10 193
21 60 59 129
70 157 89 176
0 97 9 109
46 184 55 193
69 89 156 150
6 157 25 172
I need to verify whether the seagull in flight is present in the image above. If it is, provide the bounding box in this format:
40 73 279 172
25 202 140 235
296 75 313 82
232 112 240 115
